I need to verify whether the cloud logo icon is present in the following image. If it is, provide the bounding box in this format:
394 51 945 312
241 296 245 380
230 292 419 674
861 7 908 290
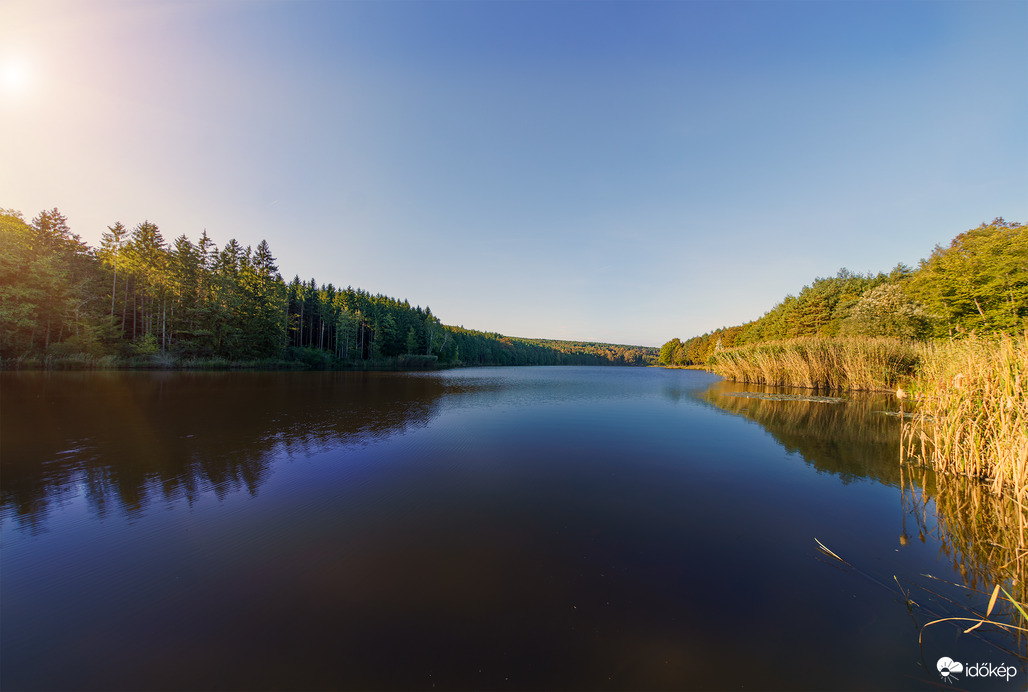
937 657 964 682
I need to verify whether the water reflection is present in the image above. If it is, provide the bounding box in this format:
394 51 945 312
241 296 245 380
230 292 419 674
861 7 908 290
700 378 1027 661
0 372 455 531
904 466 1028 619
700 379 904 486
3 368 1025 689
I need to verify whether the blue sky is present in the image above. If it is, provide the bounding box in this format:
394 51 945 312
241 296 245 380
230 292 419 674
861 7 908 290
2 0 1025 347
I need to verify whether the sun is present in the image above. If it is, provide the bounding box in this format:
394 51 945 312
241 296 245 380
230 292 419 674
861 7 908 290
2 58 30 93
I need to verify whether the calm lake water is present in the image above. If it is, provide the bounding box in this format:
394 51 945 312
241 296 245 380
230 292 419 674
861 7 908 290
1 367 1024 690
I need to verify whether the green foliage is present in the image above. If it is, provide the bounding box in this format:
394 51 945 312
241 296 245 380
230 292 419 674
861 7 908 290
659 338 681 365
0 211 40 357
838 284 935 339
908 218 1027 336
2 204 656 370
287 346 334 370
0 208 106 360
660 325 744 366
133 333 159 356
662 219 1026 359
441 327 657 367
737 269 887 344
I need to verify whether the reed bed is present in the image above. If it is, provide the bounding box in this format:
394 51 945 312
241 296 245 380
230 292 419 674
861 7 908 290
902 333 1028 501
899 344 1026 663
706 337 920 391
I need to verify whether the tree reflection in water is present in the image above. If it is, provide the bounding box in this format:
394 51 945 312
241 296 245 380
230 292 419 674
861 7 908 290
0 371 456 532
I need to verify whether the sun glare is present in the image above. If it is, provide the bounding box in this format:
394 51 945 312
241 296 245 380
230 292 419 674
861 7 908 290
2 58 30 93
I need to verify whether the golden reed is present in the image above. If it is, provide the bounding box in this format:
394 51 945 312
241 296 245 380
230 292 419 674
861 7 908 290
902 333 1028 502
706 337 920 391
709 334 1027 501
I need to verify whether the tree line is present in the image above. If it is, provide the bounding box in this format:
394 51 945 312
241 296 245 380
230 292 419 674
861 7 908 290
0 207 657 368
661 218 1027 366
444 329 656 367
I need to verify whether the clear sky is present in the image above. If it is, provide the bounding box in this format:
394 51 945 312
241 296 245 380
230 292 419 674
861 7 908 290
2 0 1025 347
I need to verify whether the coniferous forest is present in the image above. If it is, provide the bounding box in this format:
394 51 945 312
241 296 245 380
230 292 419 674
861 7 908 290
660 218 1027 366
0 208 656 369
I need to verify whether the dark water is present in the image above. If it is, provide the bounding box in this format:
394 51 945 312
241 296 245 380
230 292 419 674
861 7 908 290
1 368 1024 690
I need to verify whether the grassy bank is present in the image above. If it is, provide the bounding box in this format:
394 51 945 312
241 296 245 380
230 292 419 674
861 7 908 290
902 333 1028 499
706 337 920 391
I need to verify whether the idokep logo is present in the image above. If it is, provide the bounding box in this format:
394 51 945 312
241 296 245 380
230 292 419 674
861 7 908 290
937 657 963 682
937 657 1019 684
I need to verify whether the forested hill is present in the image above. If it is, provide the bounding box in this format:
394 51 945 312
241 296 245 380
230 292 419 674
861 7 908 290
441 329 656 367
661 218 1027 366
0 207 656 368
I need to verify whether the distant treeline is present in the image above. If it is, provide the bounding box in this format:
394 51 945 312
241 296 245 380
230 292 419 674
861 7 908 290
444 329 656 367
661 218 1027 366
0 208 657 369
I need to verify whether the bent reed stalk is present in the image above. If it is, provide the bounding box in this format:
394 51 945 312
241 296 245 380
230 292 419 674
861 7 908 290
902 332 1028 502
706 337 920 391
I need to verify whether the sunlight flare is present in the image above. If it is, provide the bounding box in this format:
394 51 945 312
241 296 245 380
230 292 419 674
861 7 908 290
2 57 30 93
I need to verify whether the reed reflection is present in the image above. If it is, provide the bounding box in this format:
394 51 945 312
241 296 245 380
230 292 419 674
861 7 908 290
701 379 904 486
903 466 1028 630
701 378 1027 657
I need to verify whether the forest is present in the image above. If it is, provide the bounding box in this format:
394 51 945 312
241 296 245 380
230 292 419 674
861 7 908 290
0 208 657 369
660 218 1027 366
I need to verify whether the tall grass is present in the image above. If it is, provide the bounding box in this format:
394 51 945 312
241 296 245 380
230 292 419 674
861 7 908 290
706 337 920 391
902 333 1028 500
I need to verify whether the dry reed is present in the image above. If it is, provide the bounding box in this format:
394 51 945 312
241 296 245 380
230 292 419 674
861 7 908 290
707 337 920 391
902 333 1028 501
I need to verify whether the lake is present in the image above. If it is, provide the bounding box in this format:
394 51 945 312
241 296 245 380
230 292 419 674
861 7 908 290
1 367 1024 690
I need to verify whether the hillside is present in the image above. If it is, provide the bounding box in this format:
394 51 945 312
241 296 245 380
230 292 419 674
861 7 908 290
660 218 1026 366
